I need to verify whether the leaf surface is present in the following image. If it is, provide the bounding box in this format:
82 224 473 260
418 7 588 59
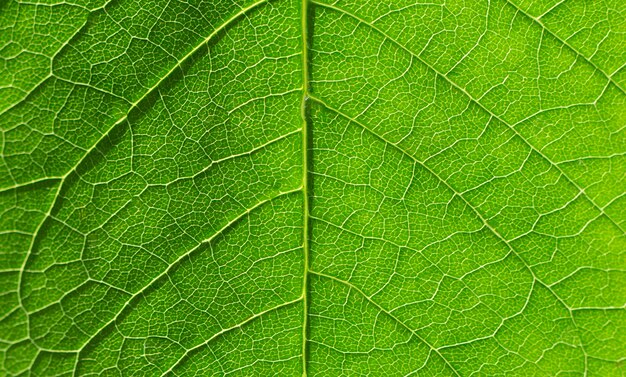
1 0 625 375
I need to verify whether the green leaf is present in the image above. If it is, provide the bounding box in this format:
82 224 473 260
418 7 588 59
1 0 625 375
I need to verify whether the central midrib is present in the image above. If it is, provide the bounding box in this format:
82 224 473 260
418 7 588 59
300 0 311 375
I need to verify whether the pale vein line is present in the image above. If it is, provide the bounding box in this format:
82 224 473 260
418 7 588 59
536 0 567 19
161 297 303 376
0 10 89 118
309 270 462 377
309 94 590 365
2 0 269 189
164 128 302 186
15 0 271 326
309 213 534 336
20 126 302 316
75 187 302 355
502 0 626 94
0 177 63 195
311 0 625 235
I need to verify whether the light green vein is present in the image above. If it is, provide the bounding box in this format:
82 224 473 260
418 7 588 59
75 188 303 355
502 0 626 94
309 94 590 369
161 297 303 376
309 270 462 377
15 0 270 315
311 0 625 235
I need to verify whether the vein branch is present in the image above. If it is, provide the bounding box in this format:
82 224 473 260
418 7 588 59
502 0 626 94
309 93 591 366
15 0 271 325
75 188 303 354
310 0 625 234
161 297 303 376
309 270 462 377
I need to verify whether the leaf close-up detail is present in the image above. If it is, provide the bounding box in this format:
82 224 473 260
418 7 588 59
1 0 625 375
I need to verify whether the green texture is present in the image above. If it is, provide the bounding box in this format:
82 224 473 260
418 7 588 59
1 0 625 375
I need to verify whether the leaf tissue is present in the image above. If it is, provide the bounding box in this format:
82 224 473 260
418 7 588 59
1 0 625 375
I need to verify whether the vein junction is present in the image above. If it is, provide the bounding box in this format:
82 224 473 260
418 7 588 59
1 0 624 375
